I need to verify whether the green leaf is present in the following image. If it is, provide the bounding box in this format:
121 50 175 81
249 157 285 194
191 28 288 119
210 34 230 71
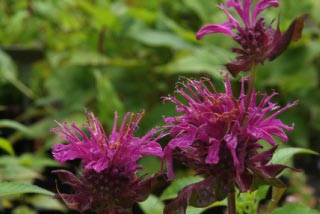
157 48 231 78
26 195 66 212
186 200 227 214
19 153 60 170
12 205 37 214
139 194 164 214
0 137 15 156
130 30 193 50
0 120 33 136
273 203 320 214
0 50 35 98
272 147 319 165
160 176 203 200
77 1 118 29
0 182 54 197
94 70 124 125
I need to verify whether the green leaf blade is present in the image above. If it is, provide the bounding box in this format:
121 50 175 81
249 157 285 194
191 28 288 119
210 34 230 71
0 182 54 197
0 137 15 156
272 147 319 165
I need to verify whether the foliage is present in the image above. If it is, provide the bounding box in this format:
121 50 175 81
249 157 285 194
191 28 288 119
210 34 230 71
0 0 319 213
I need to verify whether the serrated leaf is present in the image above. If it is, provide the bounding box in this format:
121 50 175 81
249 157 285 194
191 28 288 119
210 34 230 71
160 176 203 200
273 203 320 214
0 137 15 156
138 194 164 214
0 182 54 196
272 147 319 165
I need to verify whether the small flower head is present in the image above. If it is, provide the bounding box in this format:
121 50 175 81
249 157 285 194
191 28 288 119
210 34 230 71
52 111 163 214
163 74 297 195
196 0 307 77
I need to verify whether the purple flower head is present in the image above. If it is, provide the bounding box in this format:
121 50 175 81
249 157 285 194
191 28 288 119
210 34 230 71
52 111 163 213
196 0 308 77
162 74 297 212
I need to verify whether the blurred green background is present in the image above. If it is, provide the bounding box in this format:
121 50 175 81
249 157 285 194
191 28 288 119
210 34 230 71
0 0 319 213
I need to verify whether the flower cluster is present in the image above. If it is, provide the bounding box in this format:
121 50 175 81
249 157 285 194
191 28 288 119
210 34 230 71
51 0 305 213
52 111 163 214
196 0 307 77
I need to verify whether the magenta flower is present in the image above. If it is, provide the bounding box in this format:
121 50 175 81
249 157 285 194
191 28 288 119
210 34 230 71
196 0 307 77
52 111 163 214
162 74 297 213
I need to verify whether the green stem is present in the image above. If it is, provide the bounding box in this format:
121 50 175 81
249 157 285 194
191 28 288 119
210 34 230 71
227 191 236 214
245 63 257 111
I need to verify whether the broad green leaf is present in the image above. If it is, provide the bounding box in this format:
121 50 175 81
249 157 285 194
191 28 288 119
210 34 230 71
272 147 319 165
0 182 54 196
160 176 203 200
0 137 15 156
139 194 164 214
273 203 320 214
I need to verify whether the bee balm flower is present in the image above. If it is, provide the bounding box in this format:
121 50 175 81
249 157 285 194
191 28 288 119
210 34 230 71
196 0 307 77
52 111 163 214
162 74 297 213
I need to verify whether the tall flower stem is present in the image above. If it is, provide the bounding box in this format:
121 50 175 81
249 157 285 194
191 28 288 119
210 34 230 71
245 63 257 111
227 191 236 214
